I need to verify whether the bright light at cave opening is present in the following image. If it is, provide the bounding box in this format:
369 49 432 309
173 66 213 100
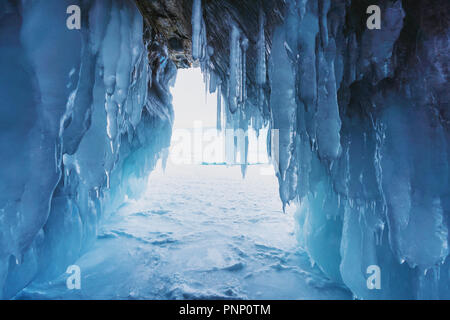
172 67 217 130
160 67 273 171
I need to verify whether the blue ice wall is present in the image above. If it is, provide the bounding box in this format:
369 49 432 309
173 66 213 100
0 0 175 298
275 0 449 299
265 0 449 299
197 0 449 299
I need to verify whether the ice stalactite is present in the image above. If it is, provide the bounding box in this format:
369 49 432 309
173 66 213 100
191 0 210 74
191 0 202 61
0 0 175 298
217 84 222 131
256 9 267 116
275 0 449 299
228 24 242 114
190 0 450 299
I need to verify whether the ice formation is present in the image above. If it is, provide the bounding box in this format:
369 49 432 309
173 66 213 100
191 0 449 299
0 0 175 298
0 0 448 300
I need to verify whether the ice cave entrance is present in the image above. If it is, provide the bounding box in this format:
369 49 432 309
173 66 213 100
20 68 351 299
109 67 349 300
165 67 274 171
148 66 281 192
115 67 346 299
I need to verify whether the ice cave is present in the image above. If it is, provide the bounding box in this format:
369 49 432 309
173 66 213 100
0 0 449 300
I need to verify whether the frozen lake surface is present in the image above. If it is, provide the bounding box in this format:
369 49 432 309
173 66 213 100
17 164 350 299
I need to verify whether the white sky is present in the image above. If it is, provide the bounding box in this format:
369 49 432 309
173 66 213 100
168 67 271 168
171 67 217 129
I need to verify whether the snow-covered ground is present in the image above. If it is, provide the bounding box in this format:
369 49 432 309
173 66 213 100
16 163 350 300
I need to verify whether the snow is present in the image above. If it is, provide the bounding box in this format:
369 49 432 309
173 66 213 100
15 164 350 300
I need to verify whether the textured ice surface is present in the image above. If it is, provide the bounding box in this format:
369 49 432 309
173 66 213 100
15 164 350 300
0 0 175 298
194 0 450 299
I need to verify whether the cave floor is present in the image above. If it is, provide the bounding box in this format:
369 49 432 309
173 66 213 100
16 164 351 300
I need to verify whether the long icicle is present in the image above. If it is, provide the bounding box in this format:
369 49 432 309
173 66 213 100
191 0 202 60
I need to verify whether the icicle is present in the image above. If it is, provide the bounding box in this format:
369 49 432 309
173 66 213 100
241 37 248 108
209 71 217 93
240 127 249 178
204 68 209 103
318 0 330 48
217 84 222 131
228 24 241 113
191 0 202 61
256 9 266 114
256 9 266 86
238 41 243 105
